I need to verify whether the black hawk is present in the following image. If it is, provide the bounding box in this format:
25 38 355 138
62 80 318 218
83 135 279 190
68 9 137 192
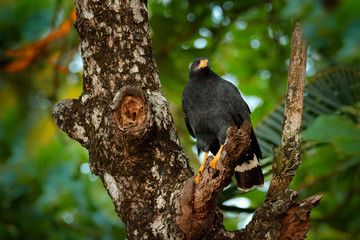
181 57 264 191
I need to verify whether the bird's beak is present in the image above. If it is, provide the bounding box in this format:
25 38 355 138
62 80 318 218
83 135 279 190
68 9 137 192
199 59 208 69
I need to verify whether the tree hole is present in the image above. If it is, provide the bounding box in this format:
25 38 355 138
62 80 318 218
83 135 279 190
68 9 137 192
114 95 146 130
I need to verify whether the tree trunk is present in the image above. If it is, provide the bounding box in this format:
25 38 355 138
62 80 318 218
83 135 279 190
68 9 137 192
52 1 321 239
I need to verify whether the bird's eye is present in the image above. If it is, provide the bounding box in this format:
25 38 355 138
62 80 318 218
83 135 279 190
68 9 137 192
195 61 200 65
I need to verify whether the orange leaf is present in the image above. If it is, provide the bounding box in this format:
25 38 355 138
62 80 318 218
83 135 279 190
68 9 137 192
3 8 76 73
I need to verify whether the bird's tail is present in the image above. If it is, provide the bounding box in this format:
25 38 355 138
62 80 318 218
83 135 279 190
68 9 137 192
235 154 264 191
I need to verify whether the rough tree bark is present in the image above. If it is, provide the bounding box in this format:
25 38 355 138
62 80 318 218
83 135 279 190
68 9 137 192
52 1 321 239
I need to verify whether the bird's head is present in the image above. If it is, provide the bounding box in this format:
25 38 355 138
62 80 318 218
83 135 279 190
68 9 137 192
189 57 210 77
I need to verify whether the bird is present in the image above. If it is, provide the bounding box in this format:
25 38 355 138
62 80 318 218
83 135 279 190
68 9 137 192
181 57 264 191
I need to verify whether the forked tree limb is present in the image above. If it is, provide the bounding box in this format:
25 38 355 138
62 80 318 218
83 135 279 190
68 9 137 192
235 20 322 240
53 0 321 238
176 20 321 240
240 20 321 240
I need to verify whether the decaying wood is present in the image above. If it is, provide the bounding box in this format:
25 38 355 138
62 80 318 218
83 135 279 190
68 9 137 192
176 122 252 239
280 195 323 240
52 1 321 239
270 20 308 193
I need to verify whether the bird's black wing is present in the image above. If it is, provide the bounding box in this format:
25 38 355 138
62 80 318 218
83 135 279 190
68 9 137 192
220 78 262 159
184 111 195 138
181 98 195 138
220 79 251 123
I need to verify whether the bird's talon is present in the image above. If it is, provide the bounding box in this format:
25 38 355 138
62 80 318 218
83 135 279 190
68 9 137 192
209 159 217 170
208 145 223 170
195 173 201 185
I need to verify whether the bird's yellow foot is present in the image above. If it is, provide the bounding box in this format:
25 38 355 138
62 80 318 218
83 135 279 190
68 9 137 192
195 173 201 185
194 152 208 185
209 157 219 169
209 145 223 170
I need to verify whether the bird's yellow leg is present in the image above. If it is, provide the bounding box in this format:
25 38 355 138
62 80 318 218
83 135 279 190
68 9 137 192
209 145 224 169
195 152 208 185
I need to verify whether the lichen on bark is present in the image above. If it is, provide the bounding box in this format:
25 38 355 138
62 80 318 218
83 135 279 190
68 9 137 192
54 0 191 239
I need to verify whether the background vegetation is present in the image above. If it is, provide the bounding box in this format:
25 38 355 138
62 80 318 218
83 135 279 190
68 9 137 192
0 0 359 239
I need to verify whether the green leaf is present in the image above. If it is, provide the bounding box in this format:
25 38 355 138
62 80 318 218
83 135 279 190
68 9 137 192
302 115 360 155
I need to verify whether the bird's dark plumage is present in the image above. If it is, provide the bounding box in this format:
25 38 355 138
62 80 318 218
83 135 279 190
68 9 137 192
182 57 264 191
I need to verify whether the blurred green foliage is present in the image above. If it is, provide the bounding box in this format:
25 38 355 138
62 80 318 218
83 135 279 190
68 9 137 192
0 0 359 239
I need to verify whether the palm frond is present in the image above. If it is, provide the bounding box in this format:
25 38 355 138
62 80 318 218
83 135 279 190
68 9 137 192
255 68 360 157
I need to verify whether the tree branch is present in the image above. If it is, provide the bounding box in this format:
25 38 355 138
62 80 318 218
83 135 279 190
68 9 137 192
270 20 308 191
238 20 320 240
176 121 253 239
280 195 323 239
190 20 321 240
